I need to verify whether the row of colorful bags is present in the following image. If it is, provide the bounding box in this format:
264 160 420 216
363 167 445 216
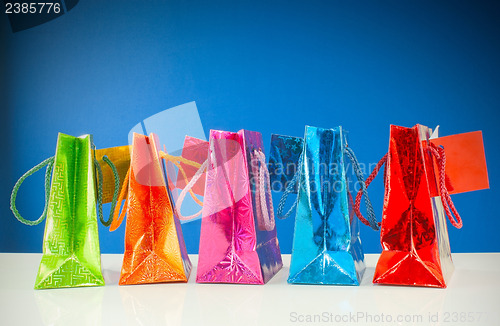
10 124 489 289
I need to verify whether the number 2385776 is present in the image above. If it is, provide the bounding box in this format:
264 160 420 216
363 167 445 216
5 2 61 14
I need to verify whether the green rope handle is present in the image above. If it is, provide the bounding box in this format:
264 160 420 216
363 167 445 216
94 155 120 227
10 157 55 226
11 149 120 227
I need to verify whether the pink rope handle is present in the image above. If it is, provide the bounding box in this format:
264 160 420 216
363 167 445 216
252 149 275 231
354 154 387 228
428 142 463 229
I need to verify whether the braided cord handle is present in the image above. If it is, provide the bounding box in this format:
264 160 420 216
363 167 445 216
354 153 387 230
354 143 463 230
10 157 55 226
252 149 275 231
276 153 303 219
110 150 209 230
344 146 380 231
94 155 120 227
174 159 208 220
160 151 204 207
110 167 130 232
12 143 122 228
160 151 207 220
428 142 463 229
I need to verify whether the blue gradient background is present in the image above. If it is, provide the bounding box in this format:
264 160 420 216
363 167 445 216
1 0 498 254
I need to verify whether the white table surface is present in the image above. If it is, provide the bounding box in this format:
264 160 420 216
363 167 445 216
0 253 499 326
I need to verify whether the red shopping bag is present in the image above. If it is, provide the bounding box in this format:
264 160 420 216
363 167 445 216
356 125 488 288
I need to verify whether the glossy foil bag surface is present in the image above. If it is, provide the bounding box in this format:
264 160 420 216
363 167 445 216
196 130 282 284
111 133 191 285
373 124 453 288
270 126 365 285
35 133 105 289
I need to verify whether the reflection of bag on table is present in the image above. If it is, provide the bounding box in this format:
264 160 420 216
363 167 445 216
196 129 283 284
356 125 489 288
10 133 119 289
110 133 193 285
271 126 378 285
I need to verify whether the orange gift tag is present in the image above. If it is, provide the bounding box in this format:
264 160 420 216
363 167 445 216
430 131 489 195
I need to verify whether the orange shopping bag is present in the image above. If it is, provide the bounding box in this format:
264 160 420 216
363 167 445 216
110 133 196 285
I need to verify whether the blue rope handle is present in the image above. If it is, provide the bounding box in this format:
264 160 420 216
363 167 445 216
10 157 55 226
276 153 303 219
94 155 120 227
344 146 380 231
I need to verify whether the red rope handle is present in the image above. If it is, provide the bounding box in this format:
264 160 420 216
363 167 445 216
428 143 463 229
354 153 387 228
354 144 463 230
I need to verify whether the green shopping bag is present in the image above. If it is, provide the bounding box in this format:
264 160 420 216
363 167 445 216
10 133 119 289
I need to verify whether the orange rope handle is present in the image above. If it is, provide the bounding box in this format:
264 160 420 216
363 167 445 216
169 159 204 207
109 167 130 232
159 151 202 168
159 151 205 207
